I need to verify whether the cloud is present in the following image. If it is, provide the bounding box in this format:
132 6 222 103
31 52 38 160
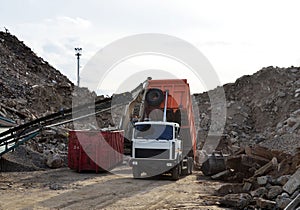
8 16 94 82
2 0 300 94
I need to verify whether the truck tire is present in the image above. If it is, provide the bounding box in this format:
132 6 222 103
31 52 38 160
181 160 188 176
133 167 141 179
171 164 181 180
145 88 164 106
188 157 193 175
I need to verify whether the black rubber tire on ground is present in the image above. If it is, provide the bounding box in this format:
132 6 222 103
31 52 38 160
187 157 193 175
145 88 164 106
181 160 188 176
133 167 141 179
171 164 180 180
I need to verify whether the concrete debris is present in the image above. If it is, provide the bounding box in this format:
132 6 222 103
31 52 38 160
46 153 63 169
276 196 292 209
253 157 278 177
216 183 245 195
49 183 65 190
206 146 300 209
257 176 269 185
0 32 113 170
284 194 300 210
211 169 232 180
256 197 276 209
250 187 268 198
220 193 252 209
195 66 300 154
276 175 291 186
283 168 300 195
267 186 283 200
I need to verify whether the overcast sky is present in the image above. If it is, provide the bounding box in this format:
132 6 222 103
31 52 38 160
1 0 300 94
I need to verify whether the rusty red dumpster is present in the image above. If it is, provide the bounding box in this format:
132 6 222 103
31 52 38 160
68 130 124 172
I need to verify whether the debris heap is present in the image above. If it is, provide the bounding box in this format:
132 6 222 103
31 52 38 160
205 146 300 209
0 31 75 121
195 66 300 154
195 67 300 209
0 31 113 171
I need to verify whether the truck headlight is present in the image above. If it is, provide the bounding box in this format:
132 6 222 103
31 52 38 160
132 161 138 165
166 163 173 167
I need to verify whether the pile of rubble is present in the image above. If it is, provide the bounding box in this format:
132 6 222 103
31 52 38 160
195 67 300 209
0 31 113 170
0 31 75 121
200 145 300 209
195 66 300 154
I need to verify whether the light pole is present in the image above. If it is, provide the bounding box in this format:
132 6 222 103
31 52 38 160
75 48 82 87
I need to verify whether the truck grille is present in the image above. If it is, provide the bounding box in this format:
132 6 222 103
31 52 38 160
135 149 169 159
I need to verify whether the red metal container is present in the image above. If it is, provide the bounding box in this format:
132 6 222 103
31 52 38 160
68 130 124 172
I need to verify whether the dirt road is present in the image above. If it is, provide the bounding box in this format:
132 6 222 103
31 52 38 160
0 166 230 209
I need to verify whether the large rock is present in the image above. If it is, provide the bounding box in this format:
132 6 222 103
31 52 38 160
276 195 292 209
257 176 269 185
220 193 252 209
267 186 283 199
46 153 63 169
277 175 291 186
256 198 276 209
283 168 300 195
250 187 268 198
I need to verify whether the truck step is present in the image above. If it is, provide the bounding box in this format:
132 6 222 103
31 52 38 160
182 166 188 170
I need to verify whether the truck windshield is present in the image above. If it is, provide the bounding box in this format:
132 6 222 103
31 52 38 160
134 124 173 140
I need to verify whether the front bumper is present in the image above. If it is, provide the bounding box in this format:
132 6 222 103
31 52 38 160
130 158 178 175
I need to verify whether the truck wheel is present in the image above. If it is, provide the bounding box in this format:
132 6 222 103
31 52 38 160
188 157 193 175
145 88 164 106
181 160 188 176
171 165 180 180
133 167 141 179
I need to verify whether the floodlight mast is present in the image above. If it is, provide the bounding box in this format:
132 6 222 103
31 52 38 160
75 48 82 87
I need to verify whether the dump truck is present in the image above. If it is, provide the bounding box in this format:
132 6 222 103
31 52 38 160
129 79 196 180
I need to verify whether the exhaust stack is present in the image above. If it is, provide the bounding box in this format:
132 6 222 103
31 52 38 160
163 90 169 122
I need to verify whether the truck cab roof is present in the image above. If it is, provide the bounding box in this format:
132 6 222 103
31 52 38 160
134 121 180 128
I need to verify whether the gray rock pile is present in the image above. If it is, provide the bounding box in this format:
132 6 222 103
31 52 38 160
218 168 300 209
212 146 300 209
195 66 300 209
0 31 74 121
0 31 111 170
195 66 300 154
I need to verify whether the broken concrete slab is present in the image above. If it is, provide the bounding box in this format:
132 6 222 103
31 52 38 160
284 194 300 210
256 198 276 209
250 187 268 198
283 168 300 195
46 153 63 169
241 154 269 168
276 196 292 209
243 181 252 191
277 175 291 186
254 157 278 177
211 169 232 180
245 145 274 160
267 185 283 200
257 175 269 185
216 183 245 196
220 193 252 209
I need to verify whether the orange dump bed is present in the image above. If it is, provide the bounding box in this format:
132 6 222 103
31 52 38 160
147 79 196 157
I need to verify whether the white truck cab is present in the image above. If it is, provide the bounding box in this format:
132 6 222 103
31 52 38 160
131 121 187 179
